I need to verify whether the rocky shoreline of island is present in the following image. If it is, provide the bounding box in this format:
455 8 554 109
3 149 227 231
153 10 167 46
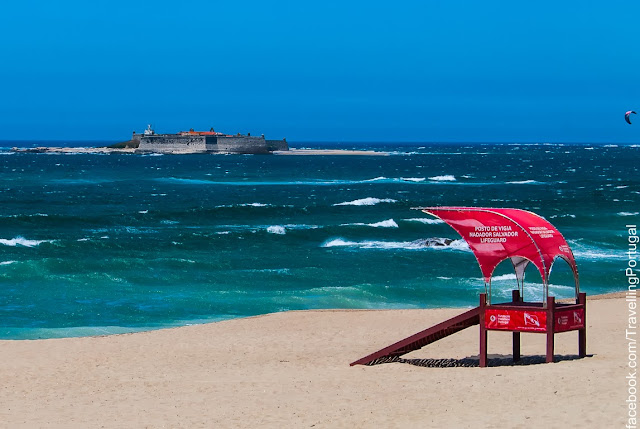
10 146 390 156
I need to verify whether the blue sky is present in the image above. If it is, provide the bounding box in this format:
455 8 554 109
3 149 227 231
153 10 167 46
0 0 638 143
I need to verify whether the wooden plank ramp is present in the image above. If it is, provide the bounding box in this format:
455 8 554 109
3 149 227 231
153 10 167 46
350 306 480 366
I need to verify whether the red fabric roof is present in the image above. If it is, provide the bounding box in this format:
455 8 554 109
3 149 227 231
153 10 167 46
419 207 578 291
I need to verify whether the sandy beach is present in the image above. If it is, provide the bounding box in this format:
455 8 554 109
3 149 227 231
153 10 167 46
0 292 628 428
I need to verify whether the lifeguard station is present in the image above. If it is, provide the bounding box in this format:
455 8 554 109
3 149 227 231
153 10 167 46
351 207 586 367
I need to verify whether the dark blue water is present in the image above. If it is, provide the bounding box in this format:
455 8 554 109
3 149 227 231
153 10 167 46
0 142 637 338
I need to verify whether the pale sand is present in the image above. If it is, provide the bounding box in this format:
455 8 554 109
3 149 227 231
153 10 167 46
0 294 628 428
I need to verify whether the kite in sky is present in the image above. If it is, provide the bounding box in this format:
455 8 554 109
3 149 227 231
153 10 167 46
625 110 636 124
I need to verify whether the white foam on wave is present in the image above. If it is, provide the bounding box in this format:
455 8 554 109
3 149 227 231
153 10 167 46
0 237 52 247
369 219 399 228
549 214 576 219
448 239 471 251
322 238 403 249
491 282 576 300
428 175 456 182
215 203 288 209
321 237 469 251
267 225 286 235
0 261 16 265
342 219 399 228
569 244 626 260
506 180 540 184
490 274 518 282
161 176 470 187
404 218 445 224
283 224 320 230
218 223 319 234
333 197 397 206
618 212 639 217
239 203 269 207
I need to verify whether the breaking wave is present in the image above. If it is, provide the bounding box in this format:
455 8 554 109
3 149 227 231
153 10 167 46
368 219 398 228
340 219 398 228
341 219 399 228
333 197 397 206
266 225 286 235
239 203 269 207
506 180 540 184
489 274 518 281
428 175 456 182
321 237 469 251
568 241 626 260
0 237 53 247
491 282 576 300
404 218 445 224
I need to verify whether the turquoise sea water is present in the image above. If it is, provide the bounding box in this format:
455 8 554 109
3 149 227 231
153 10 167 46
0 142 637 339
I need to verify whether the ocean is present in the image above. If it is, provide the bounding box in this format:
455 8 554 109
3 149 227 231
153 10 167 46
0 142 637 339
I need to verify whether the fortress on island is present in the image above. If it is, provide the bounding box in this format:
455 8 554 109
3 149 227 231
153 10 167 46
130 125 289 154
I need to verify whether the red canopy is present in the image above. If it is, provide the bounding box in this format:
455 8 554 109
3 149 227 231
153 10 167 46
418 207 579 302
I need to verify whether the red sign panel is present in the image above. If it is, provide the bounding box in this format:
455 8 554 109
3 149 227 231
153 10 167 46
485 308 547 332
554 308 585 332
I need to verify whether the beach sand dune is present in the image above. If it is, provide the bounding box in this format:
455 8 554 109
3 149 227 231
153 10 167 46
0 296 627 428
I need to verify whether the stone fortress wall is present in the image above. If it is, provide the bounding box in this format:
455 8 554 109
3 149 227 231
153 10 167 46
210 136 269 154
137 135 208 153
134 130 288 154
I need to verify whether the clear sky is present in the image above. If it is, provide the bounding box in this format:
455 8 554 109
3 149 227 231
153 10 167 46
0 0 638 143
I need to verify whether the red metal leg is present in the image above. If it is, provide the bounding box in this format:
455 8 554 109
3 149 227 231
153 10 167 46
511 290 521 362
513 332 521 362
578 292 587 357
479 293 487 367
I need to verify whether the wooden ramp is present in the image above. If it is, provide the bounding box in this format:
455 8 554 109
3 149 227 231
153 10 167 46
350 307 480 366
